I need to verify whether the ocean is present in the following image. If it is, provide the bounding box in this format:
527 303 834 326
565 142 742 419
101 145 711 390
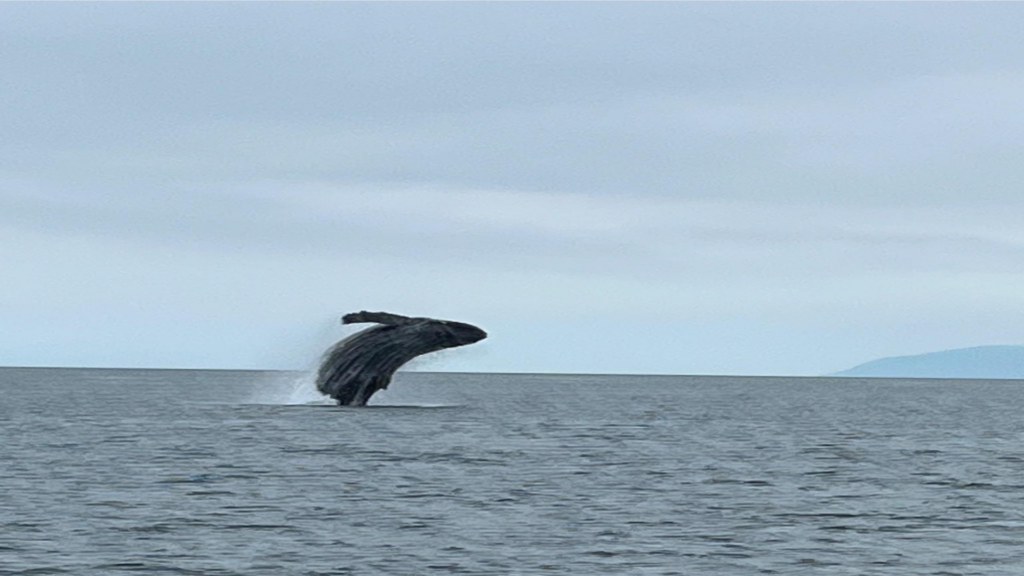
2 367 1023 575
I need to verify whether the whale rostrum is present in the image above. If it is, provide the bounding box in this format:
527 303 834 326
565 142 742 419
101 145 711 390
316 311 487 406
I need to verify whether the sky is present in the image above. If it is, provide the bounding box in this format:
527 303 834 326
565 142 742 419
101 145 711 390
2 3 1024 375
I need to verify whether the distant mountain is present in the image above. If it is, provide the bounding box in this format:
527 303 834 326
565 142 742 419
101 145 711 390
834 345 1024 379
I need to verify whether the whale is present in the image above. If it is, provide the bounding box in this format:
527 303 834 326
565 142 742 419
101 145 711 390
316 311 487 406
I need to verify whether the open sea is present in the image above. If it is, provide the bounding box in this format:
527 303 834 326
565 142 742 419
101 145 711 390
2 367 1024 575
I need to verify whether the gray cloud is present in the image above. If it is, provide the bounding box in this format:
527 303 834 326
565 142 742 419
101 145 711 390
4 3 1024 201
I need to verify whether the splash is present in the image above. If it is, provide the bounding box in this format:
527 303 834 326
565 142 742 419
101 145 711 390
246 372 332 405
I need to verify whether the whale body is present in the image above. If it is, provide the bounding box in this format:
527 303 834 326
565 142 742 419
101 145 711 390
316 311 487 406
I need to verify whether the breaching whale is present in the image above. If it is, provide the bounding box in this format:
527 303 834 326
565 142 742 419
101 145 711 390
316 311 487 406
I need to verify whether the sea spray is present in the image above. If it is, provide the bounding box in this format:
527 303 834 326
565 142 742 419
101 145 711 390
244 316 362 405
245 371 331 405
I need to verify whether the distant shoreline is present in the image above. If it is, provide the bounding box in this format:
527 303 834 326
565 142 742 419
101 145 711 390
833 345 1024 380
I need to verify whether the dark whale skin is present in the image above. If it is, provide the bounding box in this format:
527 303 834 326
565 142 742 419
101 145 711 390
316 311 487 406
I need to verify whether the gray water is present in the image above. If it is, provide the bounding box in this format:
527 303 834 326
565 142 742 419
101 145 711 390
2 368 1024 575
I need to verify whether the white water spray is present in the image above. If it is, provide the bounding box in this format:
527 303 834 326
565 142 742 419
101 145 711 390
245 371 331 405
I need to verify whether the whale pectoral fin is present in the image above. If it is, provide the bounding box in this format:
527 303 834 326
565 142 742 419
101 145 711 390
342 311 415 326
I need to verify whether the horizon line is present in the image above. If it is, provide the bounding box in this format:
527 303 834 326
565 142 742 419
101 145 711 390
3 364 1023 383
1 363 818 378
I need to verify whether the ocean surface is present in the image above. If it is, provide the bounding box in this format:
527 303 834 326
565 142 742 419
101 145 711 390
2 368 1024 575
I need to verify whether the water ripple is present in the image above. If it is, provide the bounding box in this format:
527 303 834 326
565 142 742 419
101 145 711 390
3 369 1024 574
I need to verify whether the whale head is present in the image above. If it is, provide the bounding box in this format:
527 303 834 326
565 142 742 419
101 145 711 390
419 319 488 349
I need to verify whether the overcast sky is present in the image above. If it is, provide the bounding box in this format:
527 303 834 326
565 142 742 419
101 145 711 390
2 3 1023 375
